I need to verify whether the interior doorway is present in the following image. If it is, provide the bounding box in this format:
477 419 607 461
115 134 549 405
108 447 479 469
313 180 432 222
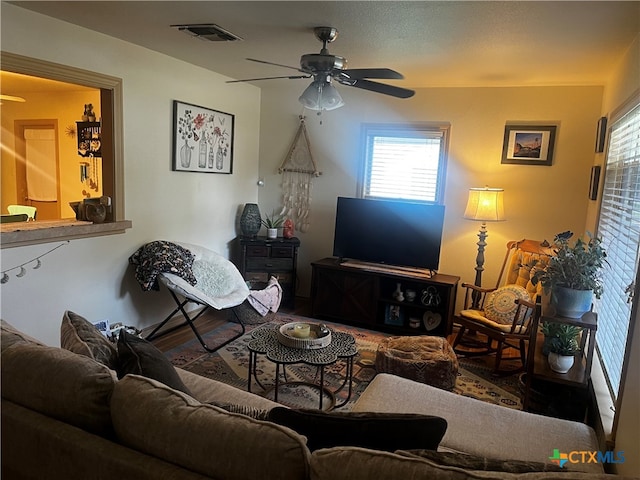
14 120 61 220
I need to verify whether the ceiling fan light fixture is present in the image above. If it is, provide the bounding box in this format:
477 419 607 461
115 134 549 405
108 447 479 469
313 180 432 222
298 79 344 111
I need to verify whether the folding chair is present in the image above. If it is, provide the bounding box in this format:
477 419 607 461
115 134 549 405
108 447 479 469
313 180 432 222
142 242 250 352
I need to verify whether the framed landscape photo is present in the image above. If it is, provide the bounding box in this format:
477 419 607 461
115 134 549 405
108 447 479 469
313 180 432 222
501 125 557 166
172 100 234 173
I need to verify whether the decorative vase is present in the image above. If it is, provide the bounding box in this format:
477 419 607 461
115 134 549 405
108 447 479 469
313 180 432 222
551 286 593 318
393 283 404 302
180 139 192 168
216 145 224 170
548 352 575 373
267 228 278 239
283 218 295 239
208 145 214 168
198 135 207 168
240 203 261 237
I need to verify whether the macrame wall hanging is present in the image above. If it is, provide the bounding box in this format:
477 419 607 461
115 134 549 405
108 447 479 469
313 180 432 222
278 116 321 232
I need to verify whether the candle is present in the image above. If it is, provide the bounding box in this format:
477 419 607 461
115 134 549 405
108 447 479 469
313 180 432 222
292 323 311 338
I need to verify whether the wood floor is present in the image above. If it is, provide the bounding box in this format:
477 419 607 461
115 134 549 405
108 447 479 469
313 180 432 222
148 297 312 352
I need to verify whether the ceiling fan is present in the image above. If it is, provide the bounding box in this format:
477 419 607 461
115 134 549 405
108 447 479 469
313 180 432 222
227 27 415 111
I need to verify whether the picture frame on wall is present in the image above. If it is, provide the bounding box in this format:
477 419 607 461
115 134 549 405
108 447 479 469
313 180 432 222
589 165 601 200
172 100 234 173
501 125 557 166
595 116 607 153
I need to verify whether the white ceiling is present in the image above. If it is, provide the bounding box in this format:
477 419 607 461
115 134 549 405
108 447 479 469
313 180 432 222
4 1 640 94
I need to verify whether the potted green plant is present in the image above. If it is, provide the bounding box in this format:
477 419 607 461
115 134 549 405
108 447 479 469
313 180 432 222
532 231 607 318
261 210 286 239
547 324 581 373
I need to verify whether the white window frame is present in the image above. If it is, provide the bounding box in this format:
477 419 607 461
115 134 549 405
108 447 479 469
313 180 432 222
358 123 449 204
594 97 640 406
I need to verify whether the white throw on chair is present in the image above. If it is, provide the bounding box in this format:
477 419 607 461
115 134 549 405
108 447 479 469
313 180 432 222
130 241 250 352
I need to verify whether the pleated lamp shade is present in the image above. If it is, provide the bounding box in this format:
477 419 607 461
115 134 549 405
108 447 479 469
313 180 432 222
464 187 505 222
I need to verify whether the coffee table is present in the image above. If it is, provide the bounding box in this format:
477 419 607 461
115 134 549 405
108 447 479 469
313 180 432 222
247 324 358 410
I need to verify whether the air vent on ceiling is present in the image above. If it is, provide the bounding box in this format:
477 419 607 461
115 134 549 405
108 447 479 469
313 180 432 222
171 24 243 42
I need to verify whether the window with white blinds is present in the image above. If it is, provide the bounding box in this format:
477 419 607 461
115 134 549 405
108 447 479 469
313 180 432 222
594 102 640 399
361 125 448 204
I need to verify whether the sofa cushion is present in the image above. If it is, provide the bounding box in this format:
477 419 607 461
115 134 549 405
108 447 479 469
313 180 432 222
1 319 44 352
352 373 603 474
116 329 191 395
110 375 311 480
310 447 617 480
1 342 115 437
268 407 447 452
397 450 564 473
60 310 118 369
176 368 281 410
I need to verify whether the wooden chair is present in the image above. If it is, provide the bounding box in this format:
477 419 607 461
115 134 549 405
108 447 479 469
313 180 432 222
452 239 554 374
7 205 37 221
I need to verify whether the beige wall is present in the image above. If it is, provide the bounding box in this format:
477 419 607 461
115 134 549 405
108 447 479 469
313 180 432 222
0 4 262 343
258 84 603 299
1 89 101 217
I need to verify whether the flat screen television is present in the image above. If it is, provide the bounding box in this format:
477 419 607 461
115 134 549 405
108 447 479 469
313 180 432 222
332 197 445 271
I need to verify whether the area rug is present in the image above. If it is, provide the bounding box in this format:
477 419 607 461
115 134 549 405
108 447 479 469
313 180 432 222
164 312 523 411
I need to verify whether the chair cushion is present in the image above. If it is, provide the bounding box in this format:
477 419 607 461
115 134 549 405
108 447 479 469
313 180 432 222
483 285 531 325
160 242 249 310
116 330 191 395
268 407 447 452
60 310 118 370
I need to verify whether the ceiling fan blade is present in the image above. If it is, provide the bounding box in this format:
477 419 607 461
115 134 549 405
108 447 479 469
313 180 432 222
339 68 404 80
246 58 306 73
342 78 415 99
227 75 310 84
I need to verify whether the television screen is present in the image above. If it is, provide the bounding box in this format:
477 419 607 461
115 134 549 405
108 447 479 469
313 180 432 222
332 197 445 271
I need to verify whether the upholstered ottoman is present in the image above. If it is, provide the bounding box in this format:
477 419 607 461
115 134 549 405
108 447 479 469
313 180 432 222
375 336 458 390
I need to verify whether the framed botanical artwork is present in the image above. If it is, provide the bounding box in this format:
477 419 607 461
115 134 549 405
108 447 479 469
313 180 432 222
501 125 557 166
172 100 234 173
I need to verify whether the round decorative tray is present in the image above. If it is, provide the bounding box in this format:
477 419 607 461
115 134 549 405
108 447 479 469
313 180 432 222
277 322 332 350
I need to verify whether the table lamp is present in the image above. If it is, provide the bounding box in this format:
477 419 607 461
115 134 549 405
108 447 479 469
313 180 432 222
464 187 505 306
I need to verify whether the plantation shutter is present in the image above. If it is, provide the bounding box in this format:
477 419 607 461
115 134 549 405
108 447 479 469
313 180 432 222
363 127 447 204
594 102 640 399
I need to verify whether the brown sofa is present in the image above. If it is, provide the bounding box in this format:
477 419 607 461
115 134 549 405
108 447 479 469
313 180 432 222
1 319 625 480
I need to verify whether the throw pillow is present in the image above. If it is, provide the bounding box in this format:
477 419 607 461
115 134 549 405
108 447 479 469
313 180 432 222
209 402 271 420
483 285 531 325
116 330 191 395
267 407 447 452
60 310 118 370
397 450 564 473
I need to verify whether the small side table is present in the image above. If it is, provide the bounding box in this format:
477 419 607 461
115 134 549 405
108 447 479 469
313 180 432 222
523 305 597 417
247 324 358 410
234 236 300 309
